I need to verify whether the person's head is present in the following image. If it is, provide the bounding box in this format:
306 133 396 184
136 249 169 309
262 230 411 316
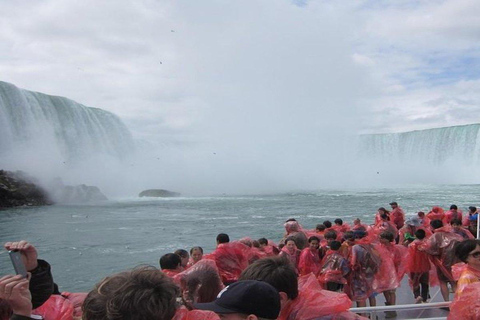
308 236 320 250
252 240 260 248
354 218 361 225
285 237 297 252
469 206 477 214
417 211 426 218
451 219 463 227
174 249 189 268
190 246 204 263
378 207 388 215
324 230 337 244
159 253 182 270
355 230 367 239
284 220 300 233
455 240 480 270
239 256 299 303
415 229 426 240
330 240 341 251
343 231 355 243
239 238 253 248
217 233 230 245
379 231 394 244
195 280 281 320
82 266 179 320
430 219 443 230
450 204 458 211
334 218 343 226
180 260 224 303
323 220 332 229
315 224 326 232
258 238 268 247
389 202 398 209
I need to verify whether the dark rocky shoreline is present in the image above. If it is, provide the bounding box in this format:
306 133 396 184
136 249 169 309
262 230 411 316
0 170 52 209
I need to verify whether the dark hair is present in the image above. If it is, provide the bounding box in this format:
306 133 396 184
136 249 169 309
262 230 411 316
174 249 189 259
285 218 297 222
323 220 332 228
252 240 260 248
355 230 367 239
451 219 463 226
258 238 268 246
216 233 230 244
316 224 326 231
159 253 181 270
469 206 477 213
455 239 480 263
417 211 425 217
380 213 389 221
308 236 320 243
190 246 204 254
343 231 355 241
239 256 298 300
82 266 179 320
450 205 458 210
324 230 337 240
415 229 426 240
334 218 343 225
285 236 297 246
330 240 341 251
380 231 394 242
430 219 443 230
378 207 389 214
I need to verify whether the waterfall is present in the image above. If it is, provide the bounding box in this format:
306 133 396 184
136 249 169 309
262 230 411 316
358 124 480 165
0 81 134 162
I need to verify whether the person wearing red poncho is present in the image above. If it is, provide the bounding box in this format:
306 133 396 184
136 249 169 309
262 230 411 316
422 219 463 302
279 237 301 271
444 204 463 225
160 253 184 278
203 234 249 285
389 202 405 230
454 239 480 296
298 236 321 277
407 229 431 303
318 240 350 292
239 256 365 320
451 219 475 240
427 206 445 222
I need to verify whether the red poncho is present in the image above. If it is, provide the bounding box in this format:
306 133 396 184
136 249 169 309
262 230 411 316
278 274 353 320
298 247 321 276
318 250 349 287
390 206 406 229
427 206 445 222
444 209 463 224
32 295 74 320
448 282 480 320
203 242 249 284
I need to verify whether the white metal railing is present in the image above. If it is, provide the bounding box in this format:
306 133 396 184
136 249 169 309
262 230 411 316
349 301 450 319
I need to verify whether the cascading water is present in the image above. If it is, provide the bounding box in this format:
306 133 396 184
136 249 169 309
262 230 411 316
358 124 480 165
0 81 134 162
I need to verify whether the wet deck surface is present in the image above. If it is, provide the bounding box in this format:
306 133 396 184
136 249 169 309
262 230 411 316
351 278 450 319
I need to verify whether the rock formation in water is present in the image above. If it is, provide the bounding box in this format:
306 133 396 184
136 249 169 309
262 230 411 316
139 189 181 197
48 178 108 203
0 170 52 208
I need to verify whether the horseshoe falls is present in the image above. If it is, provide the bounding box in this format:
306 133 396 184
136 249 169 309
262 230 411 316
0 81 135 192
358 124 480 165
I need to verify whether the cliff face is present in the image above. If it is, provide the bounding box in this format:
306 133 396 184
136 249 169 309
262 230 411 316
0 170 52 209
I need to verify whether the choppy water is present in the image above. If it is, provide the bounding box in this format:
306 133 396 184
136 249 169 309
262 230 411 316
1 185 479 292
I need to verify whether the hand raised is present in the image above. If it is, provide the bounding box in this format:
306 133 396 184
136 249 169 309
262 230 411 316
4 241 39 271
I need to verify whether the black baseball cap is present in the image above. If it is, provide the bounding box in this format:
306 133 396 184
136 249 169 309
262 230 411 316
389 202 398 206
194 280 281 319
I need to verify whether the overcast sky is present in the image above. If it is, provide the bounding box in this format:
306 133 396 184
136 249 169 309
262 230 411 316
1 0 480 192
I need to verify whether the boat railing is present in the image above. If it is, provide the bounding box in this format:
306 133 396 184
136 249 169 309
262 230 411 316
349 301 450 319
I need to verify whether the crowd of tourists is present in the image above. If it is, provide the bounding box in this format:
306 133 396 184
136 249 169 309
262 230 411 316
1 202 480 319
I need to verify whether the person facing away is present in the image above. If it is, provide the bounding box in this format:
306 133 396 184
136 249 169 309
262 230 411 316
318 240 350 293
422 219 463 302
194 280 281 320
160 253 184 277
445 204 463 225
407 229 431 303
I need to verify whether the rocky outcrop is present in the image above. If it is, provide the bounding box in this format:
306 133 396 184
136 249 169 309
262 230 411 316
0 170 52 208
49 178 108 203
139 189 180 198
